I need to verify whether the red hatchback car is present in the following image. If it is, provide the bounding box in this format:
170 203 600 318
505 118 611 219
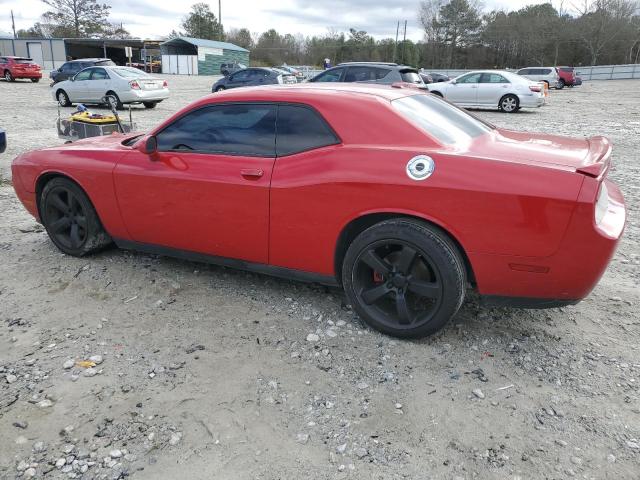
556 66 577 87
11 84 625 338
1 56 42 82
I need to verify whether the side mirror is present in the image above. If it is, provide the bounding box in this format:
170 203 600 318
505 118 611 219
0 128 6 154
143 135 157 155
450 78 457 84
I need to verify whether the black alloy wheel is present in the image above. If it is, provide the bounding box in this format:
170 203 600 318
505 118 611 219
41 178 111 256
343 220 465 338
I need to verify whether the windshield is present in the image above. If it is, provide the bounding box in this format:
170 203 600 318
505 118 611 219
112 67 150 78
392 94 493 145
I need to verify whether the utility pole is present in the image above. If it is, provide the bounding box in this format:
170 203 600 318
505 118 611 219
218 0 222 40
392 21 399 63
11 10 16 38
401 20 407 64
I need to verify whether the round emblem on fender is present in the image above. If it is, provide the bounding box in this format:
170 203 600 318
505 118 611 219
406 155 435 181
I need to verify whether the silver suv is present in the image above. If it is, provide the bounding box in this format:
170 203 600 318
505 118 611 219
516 67 562 89
309 62 425 87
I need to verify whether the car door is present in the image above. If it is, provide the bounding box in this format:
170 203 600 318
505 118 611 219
87 67 111 101
447 72 482 105
67 68 93 102
113 103 277 264
477 72 510 106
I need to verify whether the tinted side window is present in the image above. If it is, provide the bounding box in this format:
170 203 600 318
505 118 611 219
458 73 482 84
74 69 92 81
276 105 339 156
0 57 6 64
311 68 343 82
90 68 109 80
344 66 386 82
482 73 509 83
157 104 276 157
518 69 529 75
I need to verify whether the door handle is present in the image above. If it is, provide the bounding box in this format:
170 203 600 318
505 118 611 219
241 168 263 178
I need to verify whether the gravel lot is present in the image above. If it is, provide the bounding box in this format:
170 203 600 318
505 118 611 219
0 76 639 480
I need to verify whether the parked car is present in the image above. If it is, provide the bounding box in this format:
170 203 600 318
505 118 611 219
52 66 169 109
556 66 577 87
427 70 545 113
419 73 434 84
278 65 305 82
0 127 6 153
430 72 451 83
212 67 297 92
220 62 246 77
0 56 42 82
50 58 115 85
12 83 625 338
516 67 562 89
309 62 425 87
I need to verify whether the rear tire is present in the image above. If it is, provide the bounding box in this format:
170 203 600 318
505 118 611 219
40 178 112 257
105 91 124 110
215 86 225 92
499 94 519 113
31 78 40 83
57 89 71 107
342 219 465 339
557 79 565 89
143 102 157 109
4 70 14 82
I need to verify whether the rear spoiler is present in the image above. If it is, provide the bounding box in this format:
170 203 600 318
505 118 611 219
577 136 611 179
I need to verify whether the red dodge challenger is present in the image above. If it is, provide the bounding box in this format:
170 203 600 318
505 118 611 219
11 84 626 338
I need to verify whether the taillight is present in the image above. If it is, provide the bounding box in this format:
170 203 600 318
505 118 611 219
277 75 283 84
529 85 542 92
129 80 140 90
162 80 168 88
595 182 609 225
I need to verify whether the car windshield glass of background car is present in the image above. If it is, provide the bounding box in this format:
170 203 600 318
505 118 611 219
156 104 276 156
392 94 492 145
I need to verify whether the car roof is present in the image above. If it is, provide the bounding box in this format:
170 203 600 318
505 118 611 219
205 83 417 102
335 62 416 70
67 58 111 63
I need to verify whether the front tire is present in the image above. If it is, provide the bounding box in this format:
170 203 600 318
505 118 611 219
4 70 14 82
57 89 71 107
143 102 157 109
499 94 519 113
342 220 465 339
40 178 112 257
31 78 40 83
557 79 565 89
215 86 225 92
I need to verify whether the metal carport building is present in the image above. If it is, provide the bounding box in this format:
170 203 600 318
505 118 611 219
160 37 249 76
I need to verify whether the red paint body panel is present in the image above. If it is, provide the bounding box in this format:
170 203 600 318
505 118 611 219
3 56 42 79
10 84 626 303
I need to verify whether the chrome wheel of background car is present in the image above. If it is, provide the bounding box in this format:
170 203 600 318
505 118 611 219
342 220 465 338
500 95 519 113
57 90 70 107
43 186 88 251
215 86 225 92
40 178 112 257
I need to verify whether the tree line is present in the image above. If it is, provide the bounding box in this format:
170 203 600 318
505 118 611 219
15 0 640 68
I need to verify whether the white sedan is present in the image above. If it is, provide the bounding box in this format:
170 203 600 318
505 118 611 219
426 70 545 113
52 66 170 109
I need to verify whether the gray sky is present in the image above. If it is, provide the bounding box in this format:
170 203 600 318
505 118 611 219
0 0 560 41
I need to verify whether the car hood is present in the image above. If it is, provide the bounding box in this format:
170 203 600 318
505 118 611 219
468 128 611 176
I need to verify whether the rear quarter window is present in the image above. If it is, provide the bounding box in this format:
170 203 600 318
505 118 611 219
400 70 421 83
276 105 339 156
